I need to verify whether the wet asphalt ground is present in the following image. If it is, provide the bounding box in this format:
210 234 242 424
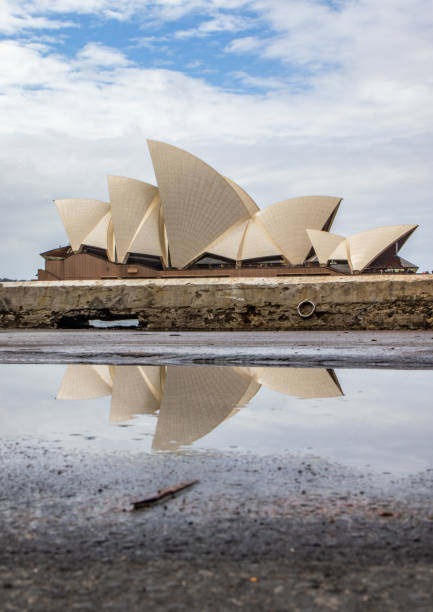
0 329 433 368
1 330 433 610
1 442 433 611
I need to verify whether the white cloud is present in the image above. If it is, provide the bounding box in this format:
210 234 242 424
2 0 254 34
0 1 74 34
224 35 263 53
243 0 433 85
175 12 253 37
231 71 288 89
130 35 170 49
185 59 202 68
1 0 244 34
76 43 132 68
0 40 69 87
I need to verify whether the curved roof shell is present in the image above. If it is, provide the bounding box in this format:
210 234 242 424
82 211 111 251
147 140 252 269
249 367 343 398
223 177 259 216
330 237 349 261
57 364 112 400
208 215 282 262
307 225 418 272
153 366 260 450
347 224 418 272
128 194 163 258
241 217 282 260
207 219 248 261
256 196 342 265
306 229 346 265
55 199 110 252
110 366 160 422
107 176 159 263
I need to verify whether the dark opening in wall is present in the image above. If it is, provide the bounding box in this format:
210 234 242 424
56 312 140 329
57 314 90 329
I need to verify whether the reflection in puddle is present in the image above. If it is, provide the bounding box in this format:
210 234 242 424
1 364 432 474
57 366 343 450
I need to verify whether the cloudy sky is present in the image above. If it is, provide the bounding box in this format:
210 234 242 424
1 0 432 278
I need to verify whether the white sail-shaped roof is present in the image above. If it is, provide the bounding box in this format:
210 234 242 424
107 176 159 263
241 216 281 260
207 220 248 261
55 199 111 252
307 225 418 271
128 195 163 257
57 365 112 400
147 140 252 269
251 367 343 398
110 366 160 423
82 211 111 250
330 237 349 261
256 196 342 265
106 218 116 262
306 229 346 265
152 365 257 450
138 365 163 401
223 177 259 216
347 224 418 273
208 215 282 262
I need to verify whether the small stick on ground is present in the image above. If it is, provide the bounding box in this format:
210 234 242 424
131 480 199 510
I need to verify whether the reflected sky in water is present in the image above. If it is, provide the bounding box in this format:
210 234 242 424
0 364 432 475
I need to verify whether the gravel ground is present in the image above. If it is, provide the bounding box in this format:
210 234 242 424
1 440 433 611
0 329 433 367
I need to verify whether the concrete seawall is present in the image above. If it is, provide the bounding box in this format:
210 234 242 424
0 275 432 330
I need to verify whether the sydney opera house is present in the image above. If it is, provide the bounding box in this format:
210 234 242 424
38 140 418 280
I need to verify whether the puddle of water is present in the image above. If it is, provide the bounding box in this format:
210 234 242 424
0 364 432 475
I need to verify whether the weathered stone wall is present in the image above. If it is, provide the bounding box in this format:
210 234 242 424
0 275 432 330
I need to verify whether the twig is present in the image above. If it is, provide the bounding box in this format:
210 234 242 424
131 480 199 510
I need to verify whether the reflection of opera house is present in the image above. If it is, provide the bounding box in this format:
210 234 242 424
57 365 343 450
39 140 418 280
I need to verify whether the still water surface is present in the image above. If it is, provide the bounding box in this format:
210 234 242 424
0 364 431 475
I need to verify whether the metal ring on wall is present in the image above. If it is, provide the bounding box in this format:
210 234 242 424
297 299 316 319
